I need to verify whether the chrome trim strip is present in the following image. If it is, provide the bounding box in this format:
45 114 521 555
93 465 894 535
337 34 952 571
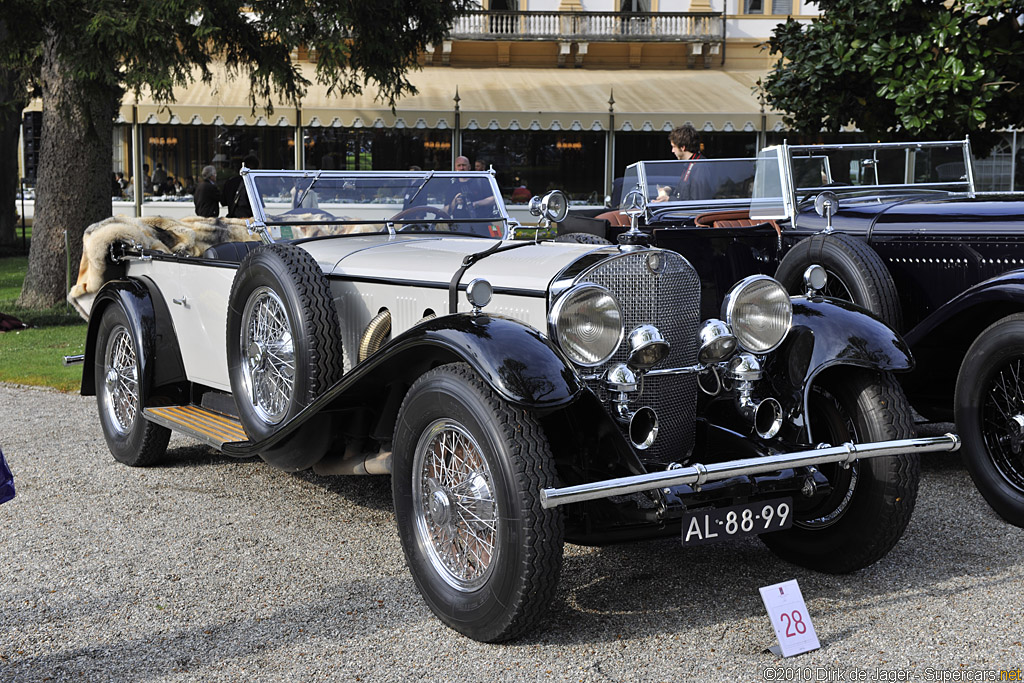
539 433 961 509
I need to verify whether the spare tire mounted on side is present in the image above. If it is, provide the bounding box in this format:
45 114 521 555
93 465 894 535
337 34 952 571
226 244 345 465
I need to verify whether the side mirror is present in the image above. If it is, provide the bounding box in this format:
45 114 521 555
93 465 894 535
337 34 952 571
814 191 838 233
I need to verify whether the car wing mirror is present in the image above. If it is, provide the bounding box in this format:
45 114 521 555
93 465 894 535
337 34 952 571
814 190 838 234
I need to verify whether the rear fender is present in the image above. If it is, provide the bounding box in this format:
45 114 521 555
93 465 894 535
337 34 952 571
901 273 1024 418
81 278 186 399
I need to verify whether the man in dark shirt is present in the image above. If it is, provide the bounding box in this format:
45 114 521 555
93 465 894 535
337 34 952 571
222 155 259 218
194 165 220 217
653 124 710 202
445 155 495 218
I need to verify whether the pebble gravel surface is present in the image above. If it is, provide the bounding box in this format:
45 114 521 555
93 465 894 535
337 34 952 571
1 383 1022 682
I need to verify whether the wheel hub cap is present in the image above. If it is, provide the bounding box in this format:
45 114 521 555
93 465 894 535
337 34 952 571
247 340 265 367
105 367 119 393
1008 415 1024 455
428 482 453 527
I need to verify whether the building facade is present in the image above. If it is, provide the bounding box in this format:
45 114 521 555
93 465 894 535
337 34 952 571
17 0 1021 220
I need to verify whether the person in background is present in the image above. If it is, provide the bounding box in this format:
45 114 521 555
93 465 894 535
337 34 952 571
183 175 197 196
474 159 489 172
160 174 176 197
510 176 531 203
222 155 259 218
112 172 123 198
194 165 220 217
652 124 708 202
151 163 168 194
446 155 495 216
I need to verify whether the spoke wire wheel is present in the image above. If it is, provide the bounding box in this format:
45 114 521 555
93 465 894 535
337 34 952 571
412 418 499 592
821 270 854 302
101 323 140 436
240 286 295 425
980 357 1024 494
797 385 860 529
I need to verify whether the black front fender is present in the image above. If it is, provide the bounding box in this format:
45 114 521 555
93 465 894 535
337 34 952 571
388 313 585 408
223 312 585 459
770 297 913 397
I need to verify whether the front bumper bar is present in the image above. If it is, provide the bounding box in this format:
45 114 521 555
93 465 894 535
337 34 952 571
540 433 960 509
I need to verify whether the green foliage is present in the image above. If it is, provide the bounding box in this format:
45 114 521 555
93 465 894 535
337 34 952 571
1 0 475 110
760 0 1024 146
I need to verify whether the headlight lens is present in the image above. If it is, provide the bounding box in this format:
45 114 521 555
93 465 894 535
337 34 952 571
722 275 792 354
550 284 623 366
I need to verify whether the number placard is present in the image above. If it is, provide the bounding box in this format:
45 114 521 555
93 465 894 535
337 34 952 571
759 579 820 657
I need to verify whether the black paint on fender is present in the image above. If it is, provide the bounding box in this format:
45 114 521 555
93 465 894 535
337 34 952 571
221 313 584 458
771 297 913 398
80 278 186 400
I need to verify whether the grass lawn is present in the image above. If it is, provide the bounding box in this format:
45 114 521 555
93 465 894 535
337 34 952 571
0 255 86 392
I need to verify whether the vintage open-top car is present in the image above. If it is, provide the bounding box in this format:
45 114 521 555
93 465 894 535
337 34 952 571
73 167 959 641
562 139 1024 529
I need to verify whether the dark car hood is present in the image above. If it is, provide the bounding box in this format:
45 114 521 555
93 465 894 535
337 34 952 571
798 193 1024 234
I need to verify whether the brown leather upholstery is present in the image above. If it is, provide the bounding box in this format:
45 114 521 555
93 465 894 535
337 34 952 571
595 209 631 227
694 209 781 236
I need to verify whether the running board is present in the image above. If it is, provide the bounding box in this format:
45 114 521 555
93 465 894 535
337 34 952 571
145 405 248 450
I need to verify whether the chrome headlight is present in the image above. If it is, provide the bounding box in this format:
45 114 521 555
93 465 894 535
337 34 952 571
722 275 792 354
529 190 569 223
550 284 623 367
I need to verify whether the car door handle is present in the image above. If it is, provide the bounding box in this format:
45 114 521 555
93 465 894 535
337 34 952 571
172 297 188 307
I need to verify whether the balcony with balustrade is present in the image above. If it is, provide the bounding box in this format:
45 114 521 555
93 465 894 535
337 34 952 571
424 10 727 69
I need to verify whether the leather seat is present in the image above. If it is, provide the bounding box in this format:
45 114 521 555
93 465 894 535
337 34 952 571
202 241 263 262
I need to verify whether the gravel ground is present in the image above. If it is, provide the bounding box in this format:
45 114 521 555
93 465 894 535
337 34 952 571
1 383 1022 683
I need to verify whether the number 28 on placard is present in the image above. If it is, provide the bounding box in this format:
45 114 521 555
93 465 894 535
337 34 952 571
779 609 808 637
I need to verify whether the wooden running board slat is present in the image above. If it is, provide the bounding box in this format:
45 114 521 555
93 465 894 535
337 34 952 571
145 405 248 449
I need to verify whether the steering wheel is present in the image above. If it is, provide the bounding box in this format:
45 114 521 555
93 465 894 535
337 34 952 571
391 206 453 233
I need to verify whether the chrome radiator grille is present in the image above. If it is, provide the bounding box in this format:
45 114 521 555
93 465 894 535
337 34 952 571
577 250 701 463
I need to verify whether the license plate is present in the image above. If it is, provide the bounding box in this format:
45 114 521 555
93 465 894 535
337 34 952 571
681 498 793 546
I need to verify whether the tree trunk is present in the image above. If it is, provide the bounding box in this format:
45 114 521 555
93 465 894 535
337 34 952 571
0 83 23 251
18 32 117 309
0 20 25 250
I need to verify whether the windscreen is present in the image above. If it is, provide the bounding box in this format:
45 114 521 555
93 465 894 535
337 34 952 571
243 170 508 240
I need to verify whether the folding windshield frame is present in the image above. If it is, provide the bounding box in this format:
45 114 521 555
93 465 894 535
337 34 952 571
626 158 759 209
240 169 511 242
778 138 976 219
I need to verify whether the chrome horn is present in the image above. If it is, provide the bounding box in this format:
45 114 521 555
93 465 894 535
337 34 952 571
727 353 783 439
606 363 659 450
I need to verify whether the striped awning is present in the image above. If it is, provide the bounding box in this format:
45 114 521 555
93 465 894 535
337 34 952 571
29 63 786 133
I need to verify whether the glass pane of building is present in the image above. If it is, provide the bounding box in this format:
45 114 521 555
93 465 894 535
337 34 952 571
462 130 605 204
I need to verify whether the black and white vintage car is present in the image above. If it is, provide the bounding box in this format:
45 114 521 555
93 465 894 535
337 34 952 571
567 139 1024 529
74 168 959 642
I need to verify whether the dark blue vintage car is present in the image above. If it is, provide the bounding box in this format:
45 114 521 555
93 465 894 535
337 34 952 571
560 139 1024 528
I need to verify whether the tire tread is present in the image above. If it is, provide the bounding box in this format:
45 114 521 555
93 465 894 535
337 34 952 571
394 362 564 642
